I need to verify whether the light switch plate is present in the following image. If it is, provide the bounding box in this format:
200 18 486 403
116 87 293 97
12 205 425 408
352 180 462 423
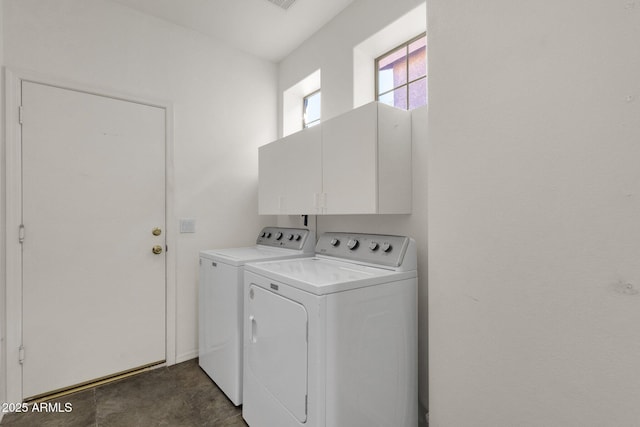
179 218 196 233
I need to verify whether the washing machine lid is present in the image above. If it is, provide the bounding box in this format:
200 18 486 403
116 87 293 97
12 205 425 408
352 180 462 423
245 257 416 295
199 246 306 267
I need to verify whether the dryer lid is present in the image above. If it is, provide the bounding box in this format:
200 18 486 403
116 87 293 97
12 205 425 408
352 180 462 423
244 257 416 295
199 246 304 266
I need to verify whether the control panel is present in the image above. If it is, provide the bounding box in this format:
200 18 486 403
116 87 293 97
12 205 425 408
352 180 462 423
316 232 411 268
256 227 310 251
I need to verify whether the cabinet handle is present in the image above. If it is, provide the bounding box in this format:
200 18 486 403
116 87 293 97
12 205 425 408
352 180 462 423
314 192 327 213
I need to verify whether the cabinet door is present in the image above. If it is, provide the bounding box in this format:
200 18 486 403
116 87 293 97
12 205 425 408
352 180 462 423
377 103 412 214
258 140 284 214
281 125 322 214
322 102 378 214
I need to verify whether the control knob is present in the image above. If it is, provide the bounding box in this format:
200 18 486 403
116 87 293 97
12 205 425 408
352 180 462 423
330 238 340 247
347 239 359 250
294 234 302 241
287 234 294 241
260 232 266 238
266 232 272 238
369 242 379 251
381 242 392 252
275 232 283 240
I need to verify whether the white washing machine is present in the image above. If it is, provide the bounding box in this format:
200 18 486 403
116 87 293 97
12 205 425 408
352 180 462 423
242 232 418 427
198 227 315 405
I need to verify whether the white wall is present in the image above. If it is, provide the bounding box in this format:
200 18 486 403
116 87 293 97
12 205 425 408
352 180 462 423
1 0 277 392
276 0 429 420
278 0 426 126
428 1 640 426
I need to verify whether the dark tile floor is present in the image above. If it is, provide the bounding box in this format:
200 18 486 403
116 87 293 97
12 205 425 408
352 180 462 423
0 359 247 427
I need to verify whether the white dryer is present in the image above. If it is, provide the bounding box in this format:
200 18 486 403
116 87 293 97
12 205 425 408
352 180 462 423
242 232 418 427
198 227 315 405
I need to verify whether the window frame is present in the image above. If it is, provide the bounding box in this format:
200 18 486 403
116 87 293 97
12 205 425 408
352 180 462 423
302 89 321 129
374 32 427 110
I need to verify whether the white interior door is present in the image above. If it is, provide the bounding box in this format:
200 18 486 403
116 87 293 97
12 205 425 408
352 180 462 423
21 81 166 399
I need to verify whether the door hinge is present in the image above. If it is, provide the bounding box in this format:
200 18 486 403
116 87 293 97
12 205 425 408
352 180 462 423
18 224 25 244
19 106 23 124
19 346 25 364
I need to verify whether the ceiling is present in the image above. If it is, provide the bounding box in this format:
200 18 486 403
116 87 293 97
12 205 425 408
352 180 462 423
111 0 356 62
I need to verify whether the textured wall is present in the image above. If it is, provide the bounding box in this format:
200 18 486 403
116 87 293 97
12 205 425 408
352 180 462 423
427 1 640 425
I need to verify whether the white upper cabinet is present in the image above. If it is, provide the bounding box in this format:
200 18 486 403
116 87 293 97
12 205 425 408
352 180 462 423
282 125 322 213
258 139 284 215
258 102 411 215
321 102 378 214
258 125 322 215
321 102 411 214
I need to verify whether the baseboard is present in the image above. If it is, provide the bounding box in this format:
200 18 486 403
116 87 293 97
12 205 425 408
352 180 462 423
175 350 198 364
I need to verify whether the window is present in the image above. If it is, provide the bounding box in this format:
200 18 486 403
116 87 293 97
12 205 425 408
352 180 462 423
303 90 321 128
375 33 426 110
283 69 320 136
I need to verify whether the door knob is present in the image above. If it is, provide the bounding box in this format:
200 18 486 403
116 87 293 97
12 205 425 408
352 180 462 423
152 245 163 254
152 227 162 236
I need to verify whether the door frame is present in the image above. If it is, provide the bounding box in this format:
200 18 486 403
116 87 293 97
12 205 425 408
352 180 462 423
3 68 177 403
